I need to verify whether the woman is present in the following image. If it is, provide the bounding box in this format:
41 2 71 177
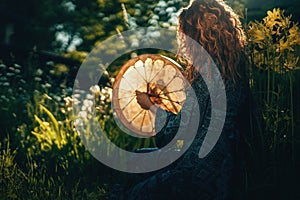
115 0 251 199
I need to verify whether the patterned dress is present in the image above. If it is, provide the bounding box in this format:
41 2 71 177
111 63 251 200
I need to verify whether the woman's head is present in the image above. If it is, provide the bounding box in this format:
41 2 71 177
177 0 246 82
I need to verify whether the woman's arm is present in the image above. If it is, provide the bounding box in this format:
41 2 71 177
135 77 210 150
154 107 181 148
135 90 182 148
154 77 211 149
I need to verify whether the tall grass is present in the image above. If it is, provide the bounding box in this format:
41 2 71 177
0 6 299 199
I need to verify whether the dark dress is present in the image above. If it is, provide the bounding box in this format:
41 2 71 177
112 63 251 200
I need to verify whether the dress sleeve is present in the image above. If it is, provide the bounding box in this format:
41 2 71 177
154 108 180 148
154 76 210 149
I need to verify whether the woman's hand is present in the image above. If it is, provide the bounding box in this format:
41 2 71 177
135 90 154 110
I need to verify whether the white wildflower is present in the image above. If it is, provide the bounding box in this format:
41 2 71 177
45 83 52 88
34 77 42 82
86 94 94 100
78 111 88 120
166 7 176 13
14 64 22 69
83 99 93 108
157 1 167 7
74 118 83 127
35 69 43 76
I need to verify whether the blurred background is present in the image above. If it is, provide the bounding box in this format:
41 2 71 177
1 0 299 56
0 0 300 199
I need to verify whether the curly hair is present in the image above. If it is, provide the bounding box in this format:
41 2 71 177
177 0 246 83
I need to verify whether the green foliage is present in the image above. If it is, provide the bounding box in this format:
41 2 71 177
2 0 190 54
246 7 300 158
244 8 300 199
0 140 108 200
1 1 300 199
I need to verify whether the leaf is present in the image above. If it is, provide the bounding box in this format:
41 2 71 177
31 131 53 146
39 104 61 141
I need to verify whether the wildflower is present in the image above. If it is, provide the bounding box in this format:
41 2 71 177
41 84 47 89
267 8 281 20
169 15 178 25
0 64 6 68
96 105 103 112
45 83 52 88
283 135 287 139
60 83 66 88
53 95 62 102
66 106 72 112
289 24 298 36
42 121 50 127
74 118 83 127
248 23 266 44
73 93 81 99
248 8 300 73
288 24 300 45
110 78 115 84
72 97 80 105
14 64 21 69
35 69 43 76
281 14 292 28
0 77 7 81
34 77 42 82
83 99 93 108
46 61 55 66
166 7 176 13
86 94 94 100
279 37 293 52
157 1 167 8
43 94 53 100
263 8 282 30
64 96 73 107
78 111 88 120
284 55 299 71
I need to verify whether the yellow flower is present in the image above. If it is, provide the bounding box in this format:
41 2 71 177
282 15 292 28
288 24 300 45
263 8 292 35
252 50 266 69
246 8 300 73
284 55 299 71
267 8 281 20
248 22 268 44
252 29 266 42
289 24 299 36
264 8 282 29
279 37 293 52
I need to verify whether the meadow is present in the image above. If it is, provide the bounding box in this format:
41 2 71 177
0 5 300 200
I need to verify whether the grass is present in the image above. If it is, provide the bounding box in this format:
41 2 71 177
0 7 299 200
